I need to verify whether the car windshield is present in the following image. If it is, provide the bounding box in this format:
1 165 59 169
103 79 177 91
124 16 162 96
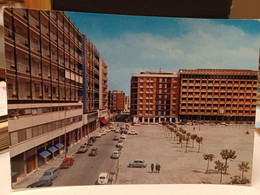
100 176 106 179
43 172 52 176
118 140 123 143
80 146 85 148
63 160 69 163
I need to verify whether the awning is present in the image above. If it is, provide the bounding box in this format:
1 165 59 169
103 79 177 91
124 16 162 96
100 118 107 125
48 146 58 153
39 150 51 158
55 143 64 149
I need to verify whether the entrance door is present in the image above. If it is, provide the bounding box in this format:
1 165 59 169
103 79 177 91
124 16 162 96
26 155 36 174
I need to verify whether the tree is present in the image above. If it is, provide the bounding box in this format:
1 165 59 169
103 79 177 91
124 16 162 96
196 136 203 152
184 134 191 152
230 176 250 184
238 161 250 179
220 149 237 174
191 134 198 148
215 160 225 183
203 154 214 173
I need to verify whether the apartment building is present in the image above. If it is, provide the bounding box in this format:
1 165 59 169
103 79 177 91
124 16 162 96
124 95 130 113
179 69 257 122
97 58 108 125
3 8 106 179
130 71 180 123
109 90 125 113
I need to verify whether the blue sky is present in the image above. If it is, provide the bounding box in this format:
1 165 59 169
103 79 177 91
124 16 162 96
66 12 260 95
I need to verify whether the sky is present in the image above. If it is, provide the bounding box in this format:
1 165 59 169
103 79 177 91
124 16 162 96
66 12 260 95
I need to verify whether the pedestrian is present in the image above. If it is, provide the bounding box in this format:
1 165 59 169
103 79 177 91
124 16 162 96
158 164 161 173
151 163 154 173
193 127 195 131
155 163 159 173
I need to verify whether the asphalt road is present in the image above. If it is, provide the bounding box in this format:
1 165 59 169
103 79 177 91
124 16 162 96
53 131 119 186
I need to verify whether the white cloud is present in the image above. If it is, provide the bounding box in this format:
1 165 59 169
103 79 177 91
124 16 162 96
94 20 260 93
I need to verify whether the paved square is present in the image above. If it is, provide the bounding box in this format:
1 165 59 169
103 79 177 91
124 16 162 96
116 123 254 184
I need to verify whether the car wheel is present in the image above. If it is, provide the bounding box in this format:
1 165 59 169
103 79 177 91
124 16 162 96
141 165 144 168
130 165 133 168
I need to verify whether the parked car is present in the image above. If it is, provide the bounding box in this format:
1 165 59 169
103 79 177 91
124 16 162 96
113 136 119 141
77 145 88 153
27 180 53 188
96 133 102 138
40 167 60 181
111 150 120 159
96 172 109 185
179 121 185 125
115 129 120 133
116 140 123 148
87 140 93 146
89 148 98 156
128 130 138 135
120 134 126 139
128 159 147 168
89 136 96 143
59 158 74 169
100 131 106 136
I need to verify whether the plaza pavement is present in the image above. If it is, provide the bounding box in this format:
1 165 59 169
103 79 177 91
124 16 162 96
116 123 254 184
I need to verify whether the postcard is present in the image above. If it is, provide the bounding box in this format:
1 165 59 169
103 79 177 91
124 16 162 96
2 8 259 189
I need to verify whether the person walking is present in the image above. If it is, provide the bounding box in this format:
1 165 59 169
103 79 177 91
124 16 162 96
155 163 159 173
158 164 161 173
151 163 154 173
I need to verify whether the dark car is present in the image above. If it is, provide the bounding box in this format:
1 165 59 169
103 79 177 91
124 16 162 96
87 140 93 146
113 136 119 141
89 136 96 143
59 157 74 169
27 180 53 188
89 148 98 156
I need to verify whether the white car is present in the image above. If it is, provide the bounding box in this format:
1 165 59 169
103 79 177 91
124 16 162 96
128 130 138 135
97 172 109 185
120 134 126 139
100 131 106 136
115 129 120 133
116 140 123 148
105 129 111 133
96 133 101 138
111 150 120 159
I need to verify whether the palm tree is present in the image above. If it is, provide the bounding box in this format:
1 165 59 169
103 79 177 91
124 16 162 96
191 134 198 148
238 161 250 179
203 154 214 173
220 149 237 174
184 134 191 152
215 160 225 183
196 136 203 152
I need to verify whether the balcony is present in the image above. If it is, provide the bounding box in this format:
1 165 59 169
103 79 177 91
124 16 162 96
15 33 29 47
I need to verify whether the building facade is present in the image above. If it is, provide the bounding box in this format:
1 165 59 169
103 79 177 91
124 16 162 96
109 90 125 113
179 69 257 122
130 71 180 123
4 8 108 179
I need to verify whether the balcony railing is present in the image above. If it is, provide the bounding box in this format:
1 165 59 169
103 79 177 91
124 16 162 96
15 33 29 47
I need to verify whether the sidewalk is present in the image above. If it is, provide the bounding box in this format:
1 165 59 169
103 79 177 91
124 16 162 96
12 133 95 189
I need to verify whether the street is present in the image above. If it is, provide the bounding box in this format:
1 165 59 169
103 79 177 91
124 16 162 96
53 131 119 186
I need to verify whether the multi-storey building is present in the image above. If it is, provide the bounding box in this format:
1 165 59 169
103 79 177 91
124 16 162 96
179 69 257 122
99 58 108 110
109 90 125 113
97 58 109 125
131 71 180 123
124 95 130 113
3 8 108 180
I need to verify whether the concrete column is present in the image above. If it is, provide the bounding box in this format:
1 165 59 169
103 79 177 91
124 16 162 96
148 117 150 124
169 118 172 123
142 117 145 123
159 117 161 123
